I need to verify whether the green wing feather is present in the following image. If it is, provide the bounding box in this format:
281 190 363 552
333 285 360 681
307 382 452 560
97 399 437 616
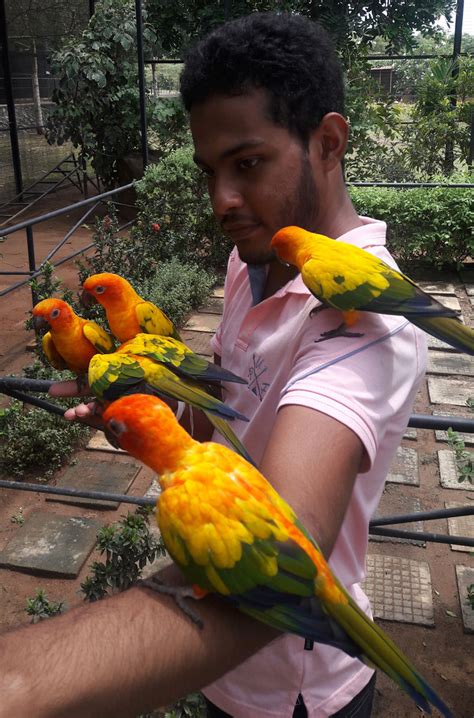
89 353 146 401
120 333 247 384
205 413 255 465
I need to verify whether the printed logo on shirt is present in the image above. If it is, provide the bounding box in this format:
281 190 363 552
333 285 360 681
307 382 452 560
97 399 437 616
248 353 270 401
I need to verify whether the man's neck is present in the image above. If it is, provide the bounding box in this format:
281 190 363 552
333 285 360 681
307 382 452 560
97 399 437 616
262 260 298 300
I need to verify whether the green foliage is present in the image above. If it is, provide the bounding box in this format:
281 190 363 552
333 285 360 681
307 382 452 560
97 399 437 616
135 147 231 271
10 508 25 525
162 693 206 718
467 584 474 611
80 507 166 601
141 258 216 327
349 185 474 269
46 0 157 186
0 398 90 479
77 203 162 286
445 427 473 485
400 56 474 176
149 97 191 158
25 589 63 623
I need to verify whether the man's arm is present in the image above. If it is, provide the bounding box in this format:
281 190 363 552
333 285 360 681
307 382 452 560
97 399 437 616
0 583 277 718
1 401 363 717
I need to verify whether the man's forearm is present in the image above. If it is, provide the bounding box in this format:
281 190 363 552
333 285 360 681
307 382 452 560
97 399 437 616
0 584 277 718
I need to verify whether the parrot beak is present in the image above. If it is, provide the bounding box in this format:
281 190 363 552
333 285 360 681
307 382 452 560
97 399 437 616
104 418 126 450
32 315 49 331
80 289 97 308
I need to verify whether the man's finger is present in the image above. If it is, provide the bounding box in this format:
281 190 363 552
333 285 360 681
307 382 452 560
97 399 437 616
48 380 91 398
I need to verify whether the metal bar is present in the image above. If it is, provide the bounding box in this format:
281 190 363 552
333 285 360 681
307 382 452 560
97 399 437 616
370 505 474 527
135 0 149 171
0 271 31 275
0 387 98 429
369 526 474 547
0 153 74 213
42 202 99 264
26 226 37 304
347 182 474 188
89 0 95 18
0 378 54 392
0 184 134 238
0 480 153 507
408 413 474 432
453 0 464 58
0 0 23 195
366 54 466 60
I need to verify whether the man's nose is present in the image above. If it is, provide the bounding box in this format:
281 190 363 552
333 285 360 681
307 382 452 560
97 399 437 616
210 176 244 218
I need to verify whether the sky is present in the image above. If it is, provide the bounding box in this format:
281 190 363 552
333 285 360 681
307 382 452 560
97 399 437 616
438 0 474 34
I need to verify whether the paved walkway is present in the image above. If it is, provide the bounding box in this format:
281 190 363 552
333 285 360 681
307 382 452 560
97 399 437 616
1 275 473 716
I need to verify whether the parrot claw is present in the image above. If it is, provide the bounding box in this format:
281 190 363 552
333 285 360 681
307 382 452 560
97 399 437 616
137 576 204 628
314 322 364 343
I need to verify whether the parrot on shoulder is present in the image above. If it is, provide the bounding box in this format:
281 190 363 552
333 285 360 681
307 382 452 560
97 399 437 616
32 298 114 383
102 394 453 718
81 272 181 343
271 225 474 355
90 353 253 465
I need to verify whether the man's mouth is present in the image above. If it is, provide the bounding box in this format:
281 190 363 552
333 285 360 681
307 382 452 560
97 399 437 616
222 223 261 241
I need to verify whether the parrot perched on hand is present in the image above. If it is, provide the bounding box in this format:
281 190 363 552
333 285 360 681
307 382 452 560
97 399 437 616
81 272 181 343
117 333 247 387
102 394 453 718
271 225 474 355
90 353 254 464
32 298 114 381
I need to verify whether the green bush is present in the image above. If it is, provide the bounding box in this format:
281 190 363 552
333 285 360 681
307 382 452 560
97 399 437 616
141 258 216 327
349 185 474 269
0 399 90 479
134 146 232 272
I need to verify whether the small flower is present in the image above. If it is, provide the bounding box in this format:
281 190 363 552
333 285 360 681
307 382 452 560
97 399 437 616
151 223 161 233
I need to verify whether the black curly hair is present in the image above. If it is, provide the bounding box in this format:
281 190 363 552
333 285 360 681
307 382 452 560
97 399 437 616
180 12 345 144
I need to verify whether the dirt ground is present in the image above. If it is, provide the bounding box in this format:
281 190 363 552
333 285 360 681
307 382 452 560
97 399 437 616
0 188 473 717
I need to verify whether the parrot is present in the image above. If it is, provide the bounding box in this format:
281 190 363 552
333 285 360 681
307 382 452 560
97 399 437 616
271 225 474 355
117 333 247 387
31 298 115 384
81 272 181 343
89 352 254 465
102 394 453 718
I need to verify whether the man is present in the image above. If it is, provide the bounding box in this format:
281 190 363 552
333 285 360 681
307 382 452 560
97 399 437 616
0 13 426 718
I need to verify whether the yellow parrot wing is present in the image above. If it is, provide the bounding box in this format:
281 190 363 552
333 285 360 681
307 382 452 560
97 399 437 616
88 353 145 402
42 332 68 370
83 321 115 353
135 301 181 339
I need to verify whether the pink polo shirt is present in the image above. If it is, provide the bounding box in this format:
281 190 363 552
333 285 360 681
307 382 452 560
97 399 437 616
203 218 427 717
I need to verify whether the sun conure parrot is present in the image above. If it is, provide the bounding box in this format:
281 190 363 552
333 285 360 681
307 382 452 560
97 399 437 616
102 394 453 718
271 226 474 355
90 353 254 465
81 272 181 343
32 298 115 384
117 333 246 387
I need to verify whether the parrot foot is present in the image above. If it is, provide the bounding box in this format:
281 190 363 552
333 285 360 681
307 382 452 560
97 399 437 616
314 323 364 343
137 576 204 628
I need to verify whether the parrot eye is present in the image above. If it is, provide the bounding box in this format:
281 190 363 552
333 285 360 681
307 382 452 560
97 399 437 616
107 418 126 437
50 308 61 319
95 285 105 294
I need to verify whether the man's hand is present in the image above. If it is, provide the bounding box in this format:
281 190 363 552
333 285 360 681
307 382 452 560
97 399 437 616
48 380 104 428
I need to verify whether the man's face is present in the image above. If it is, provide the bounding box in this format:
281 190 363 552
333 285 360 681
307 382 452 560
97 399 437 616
190 90 320 265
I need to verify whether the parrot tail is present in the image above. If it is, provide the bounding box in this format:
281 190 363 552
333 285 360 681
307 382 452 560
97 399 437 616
325 596 453 718
205 412 256 466
410 315 474 355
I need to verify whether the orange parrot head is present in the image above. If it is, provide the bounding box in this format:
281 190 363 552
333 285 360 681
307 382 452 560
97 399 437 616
270 226 313 268
32 298 76 332
103 394 192 474
81 273 135 309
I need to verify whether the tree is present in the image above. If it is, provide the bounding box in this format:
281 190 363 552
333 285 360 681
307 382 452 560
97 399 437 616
5 1 88 134
45 0 158 187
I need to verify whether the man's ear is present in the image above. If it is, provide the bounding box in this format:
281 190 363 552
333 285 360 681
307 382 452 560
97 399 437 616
309 113 348 173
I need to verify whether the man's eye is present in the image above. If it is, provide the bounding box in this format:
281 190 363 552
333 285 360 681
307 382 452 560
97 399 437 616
239 158 259 169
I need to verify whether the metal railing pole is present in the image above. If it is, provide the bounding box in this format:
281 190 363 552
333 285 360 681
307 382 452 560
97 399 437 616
26 225 37 305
